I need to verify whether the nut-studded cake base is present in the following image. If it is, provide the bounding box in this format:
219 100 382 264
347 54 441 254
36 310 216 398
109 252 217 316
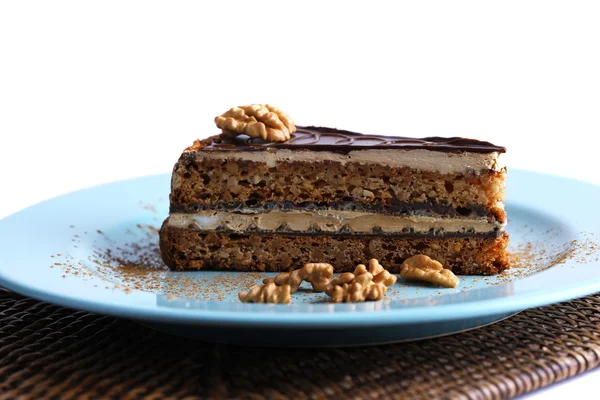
159 224 510 275
171 151 506 223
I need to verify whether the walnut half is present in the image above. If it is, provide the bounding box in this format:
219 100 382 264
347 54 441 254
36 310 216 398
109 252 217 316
239 282 291 304
263 262 334 293
400 255 460 288
215 104 296 142
263 269 305 293
325 259 396 303
302 263 334 292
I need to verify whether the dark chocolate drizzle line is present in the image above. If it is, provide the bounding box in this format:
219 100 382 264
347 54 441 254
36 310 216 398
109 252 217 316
170 200 499 222
201 126 506 154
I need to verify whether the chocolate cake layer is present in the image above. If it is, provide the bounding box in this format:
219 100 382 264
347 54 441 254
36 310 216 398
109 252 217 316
159 225 510 275
171 157 506 223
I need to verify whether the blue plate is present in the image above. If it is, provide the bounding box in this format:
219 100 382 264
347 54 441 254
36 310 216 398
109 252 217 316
1 170 599 346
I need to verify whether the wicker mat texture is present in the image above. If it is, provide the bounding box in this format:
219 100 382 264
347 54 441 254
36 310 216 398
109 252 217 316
1 288 599 400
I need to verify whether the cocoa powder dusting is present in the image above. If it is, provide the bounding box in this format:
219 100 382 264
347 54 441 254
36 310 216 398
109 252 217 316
54 223 265 301
50 206 600 303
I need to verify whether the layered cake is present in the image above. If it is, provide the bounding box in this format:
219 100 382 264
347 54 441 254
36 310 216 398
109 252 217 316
160 106 509 275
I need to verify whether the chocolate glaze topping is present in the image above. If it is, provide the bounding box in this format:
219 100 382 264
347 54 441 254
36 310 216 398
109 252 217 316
201 126 506 154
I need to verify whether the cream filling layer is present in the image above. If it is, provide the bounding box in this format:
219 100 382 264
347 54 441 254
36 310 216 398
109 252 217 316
194 148 504 174
166 210 503 234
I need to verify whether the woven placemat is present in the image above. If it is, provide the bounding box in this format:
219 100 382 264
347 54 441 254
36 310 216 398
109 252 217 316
0 288 599 400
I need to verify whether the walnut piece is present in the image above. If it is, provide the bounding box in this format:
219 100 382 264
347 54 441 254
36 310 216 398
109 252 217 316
366 258 397 286
327 276 388 303
325 259 395 303
303 263 334 292
328 272 355 288
185 136 218 152
254 259 394 303
215 104 296 142
239 282 291 304
264 262 333 293
263 269 305 293
400 255 460 288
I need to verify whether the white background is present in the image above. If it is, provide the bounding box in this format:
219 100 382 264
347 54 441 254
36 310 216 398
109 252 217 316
0 1 599 398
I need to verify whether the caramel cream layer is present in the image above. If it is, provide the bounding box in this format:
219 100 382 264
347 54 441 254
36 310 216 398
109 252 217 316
194 148 504 174
166 210 504 234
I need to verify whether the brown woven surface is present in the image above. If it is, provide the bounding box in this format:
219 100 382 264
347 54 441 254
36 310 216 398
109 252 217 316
0 287 599 400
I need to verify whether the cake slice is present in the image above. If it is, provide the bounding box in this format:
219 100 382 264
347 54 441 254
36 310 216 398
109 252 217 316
160 123 509 275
